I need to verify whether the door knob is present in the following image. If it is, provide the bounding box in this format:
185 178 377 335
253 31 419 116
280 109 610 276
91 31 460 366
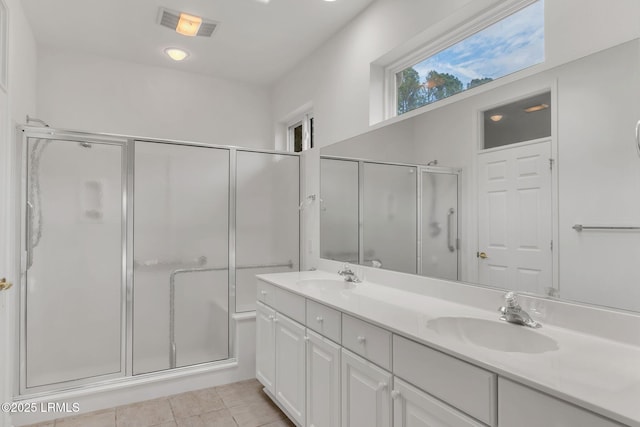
0 278 13 291
478 252 488 259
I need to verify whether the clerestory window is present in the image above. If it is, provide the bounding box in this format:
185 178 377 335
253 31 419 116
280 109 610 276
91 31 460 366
391 0 545 117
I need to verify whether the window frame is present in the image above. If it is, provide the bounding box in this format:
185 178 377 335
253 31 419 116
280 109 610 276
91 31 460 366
384 0 543 119
287 111 314 153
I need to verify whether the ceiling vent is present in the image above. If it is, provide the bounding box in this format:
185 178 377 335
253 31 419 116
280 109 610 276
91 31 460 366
157 7 219 37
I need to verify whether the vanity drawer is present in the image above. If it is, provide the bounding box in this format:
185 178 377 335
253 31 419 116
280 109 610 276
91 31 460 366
393 335 496 426
274 287 306 324
306 300 342 344
342 314 392 370
498 378 624 427
257 280 277 308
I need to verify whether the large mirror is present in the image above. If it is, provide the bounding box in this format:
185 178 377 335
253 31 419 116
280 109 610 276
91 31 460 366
320 38 640 313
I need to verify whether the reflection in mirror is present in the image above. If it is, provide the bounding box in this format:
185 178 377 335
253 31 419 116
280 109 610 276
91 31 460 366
320 39 640 313
321 156 461 281
320 158 359 263
421 170 459 281
363 162 417 273
483 92 551 149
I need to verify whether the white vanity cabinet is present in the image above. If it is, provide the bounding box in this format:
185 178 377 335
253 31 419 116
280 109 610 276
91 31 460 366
497 378 625 427
256 302 276 394
255 277 632 427
341 348 392 427
306 330 341 427
392 378 485 427
274 312 307 426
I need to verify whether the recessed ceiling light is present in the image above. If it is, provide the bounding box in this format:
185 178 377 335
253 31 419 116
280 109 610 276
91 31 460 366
490 114 503 122
165 48 189 61
524 103 549 113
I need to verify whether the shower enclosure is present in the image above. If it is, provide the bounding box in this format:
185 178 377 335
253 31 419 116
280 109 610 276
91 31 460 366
18 128 300 395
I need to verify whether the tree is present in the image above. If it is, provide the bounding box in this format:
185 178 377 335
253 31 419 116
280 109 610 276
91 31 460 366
424 70 463 103
467 77 493 90
397 67 427 114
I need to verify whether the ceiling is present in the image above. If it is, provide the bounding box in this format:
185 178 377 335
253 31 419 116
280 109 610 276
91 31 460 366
21 0 376 86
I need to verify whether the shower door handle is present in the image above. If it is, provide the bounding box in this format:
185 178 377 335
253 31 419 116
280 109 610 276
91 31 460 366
447 208 455 252
26 201 33 270
635 120 640 156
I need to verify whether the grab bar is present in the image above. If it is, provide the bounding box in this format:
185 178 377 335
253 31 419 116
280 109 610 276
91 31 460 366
134 255 207 269
573 224 640 231
447 208 456 252
168 260 294 368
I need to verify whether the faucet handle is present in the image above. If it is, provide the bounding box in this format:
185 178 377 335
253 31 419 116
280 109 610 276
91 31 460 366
338 264 354 276
504 291 519 308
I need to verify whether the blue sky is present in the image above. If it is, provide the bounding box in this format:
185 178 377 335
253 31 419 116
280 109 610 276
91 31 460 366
410 0 545 86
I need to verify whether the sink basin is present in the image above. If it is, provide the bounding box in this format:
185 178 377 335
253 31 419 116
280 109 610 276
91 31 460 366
297 279 357 292
426 316 558 353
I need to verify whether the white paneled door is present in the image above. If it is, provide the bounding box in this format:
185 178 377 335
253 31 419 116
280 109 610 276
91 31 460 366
477 140 553 294
341 349 391 427
307 330 341 427
255 302 276 394
274 313 306 426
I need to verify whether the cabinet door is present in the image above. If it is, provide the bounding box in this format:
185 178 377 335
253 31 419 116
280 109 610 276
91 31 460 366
307 330 341 427
256 302 276 394
342 349 391 427
275 312 306 425
393 378 485 427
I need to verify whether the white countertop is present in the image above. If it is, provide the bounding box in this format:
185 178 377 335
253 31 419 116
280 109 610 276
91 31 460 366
256 270 640 427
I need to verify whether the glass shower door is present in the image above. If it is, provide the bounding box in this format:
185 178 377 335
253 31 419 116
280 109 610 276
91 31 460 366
362 162 417 273
23 138 124 391
320 158 359 263
133 141 229 374
420 169 459 280
235 151 300 313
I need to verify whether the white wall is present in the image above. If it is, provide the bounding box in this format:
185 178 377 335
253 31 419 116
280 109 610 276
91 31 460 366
36 47 273 149
272 0 474 149
0 0 38 426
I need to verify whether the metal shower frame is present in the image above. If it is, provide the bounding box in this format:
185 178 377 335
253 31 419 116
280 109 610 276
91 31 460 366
15 126 301 398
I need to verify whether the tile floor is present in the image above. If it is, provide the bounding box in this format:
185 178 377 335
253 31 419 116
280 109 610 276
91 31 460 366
24 379 295 427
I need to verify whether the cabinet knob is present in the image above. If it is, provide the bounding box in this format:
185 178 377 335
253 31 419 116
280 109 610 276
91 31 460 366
304 336 309 341
377 382 387 391
391 390 401 399
316 316 324 323
357 335 366 344
261 290 267 296
268 315 275 321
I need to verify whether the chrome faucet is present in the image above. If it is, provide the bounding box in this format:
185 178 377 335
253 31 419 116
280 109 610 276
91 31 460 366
499 292 541 328
338 264 361 283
